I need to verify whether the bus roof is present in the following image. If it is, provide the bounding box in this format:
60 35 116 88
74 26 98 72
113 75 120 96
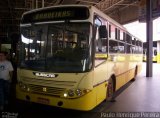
22 4 89 16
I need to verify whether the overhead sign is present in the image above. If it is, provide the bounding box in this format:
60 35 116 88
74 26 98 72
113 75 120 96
139 0 160 22
21 7 89 24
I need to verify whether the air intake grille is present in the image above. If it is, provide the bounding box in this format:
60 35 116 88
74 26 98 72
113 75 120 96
27 84 66 96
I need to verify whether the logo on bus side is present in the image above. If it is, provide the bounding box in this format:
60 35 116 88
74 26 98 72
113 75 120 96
33 72 58 78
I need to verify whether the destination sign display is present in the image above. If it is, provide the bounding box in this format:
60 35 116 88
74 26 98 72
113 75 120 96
21 7 89 24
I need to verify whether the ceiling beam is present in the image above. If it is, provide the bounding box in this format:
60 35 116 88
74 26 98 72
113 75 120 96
103 0 124 12
115 3 138 6
46 0 59 6
109 0 139 16
76 0 97 4
14 7 31 10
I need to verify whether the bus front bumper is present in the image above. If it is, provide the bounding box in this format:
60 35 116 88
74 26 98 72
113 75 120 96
16 85 97 111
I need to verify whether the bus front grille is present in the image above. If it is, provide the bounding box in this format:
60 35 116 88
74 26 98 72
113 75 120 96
21 77 76 88
27 84 66 96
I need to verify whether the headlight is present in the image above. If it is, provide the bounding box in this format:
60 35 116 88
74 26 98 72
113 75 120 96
63 89 91 98
63 93 68 97
75 89 82 96
68 90 74 97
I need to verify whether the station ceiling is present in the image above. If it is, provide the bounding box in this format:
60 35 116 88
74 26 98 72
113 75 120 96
0 0 140 41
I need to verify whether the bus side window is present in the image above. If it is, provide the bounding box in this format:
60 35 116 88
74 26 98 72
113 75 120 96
109 24 111 38
131 46 136 54
126 34 132 44
132 38 136 45
135 46 139 54
139 42 143 54
139 47 143 54
118 29 120 40
109 40 118 53
123 32 126 42
136 40 142 54
115 28 118 39
115 28 120 40
118 42 125 53
111 25 115 39
126 44 131 54
120 30 123 40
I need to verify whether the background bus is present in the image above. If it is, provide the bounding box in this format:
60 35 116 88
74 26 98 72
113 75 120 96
16 5 143 111
143 41 160 63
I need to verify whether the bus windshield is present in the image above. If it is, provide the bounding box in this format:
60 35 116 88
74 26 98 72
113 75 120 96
19 22 92 72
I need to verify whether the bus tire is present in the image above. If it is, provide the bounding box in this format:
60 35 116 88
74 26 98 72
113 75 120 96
106 78 115 102
131 66 138 81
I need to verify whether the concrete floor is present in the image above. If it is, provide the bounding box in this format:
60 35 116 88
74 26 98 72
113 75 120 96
3 63 160 118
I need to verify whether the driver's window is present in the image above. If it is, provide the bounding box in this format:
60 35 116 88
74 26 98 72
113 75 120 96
94 15 108 60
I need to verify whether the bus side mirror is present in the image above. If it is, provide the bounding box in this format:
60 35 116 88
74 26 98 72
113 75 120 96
99 25 108 39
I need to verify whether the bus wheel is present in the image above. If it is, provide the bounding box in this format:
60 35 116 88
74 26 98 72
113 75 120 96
132 66 138 81
106 78 115 102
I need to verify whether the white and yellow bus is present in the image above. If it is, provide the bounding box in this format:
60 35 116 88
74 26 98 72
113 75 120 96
16 5 143 111
143 41 160 63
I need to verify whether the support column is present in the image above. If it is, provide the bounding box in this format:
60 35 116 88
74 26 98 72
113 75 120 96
146 0 153 77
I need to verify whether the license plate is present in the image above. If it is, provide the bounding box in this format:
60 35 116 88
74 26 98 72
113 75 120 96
37 97 50 104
